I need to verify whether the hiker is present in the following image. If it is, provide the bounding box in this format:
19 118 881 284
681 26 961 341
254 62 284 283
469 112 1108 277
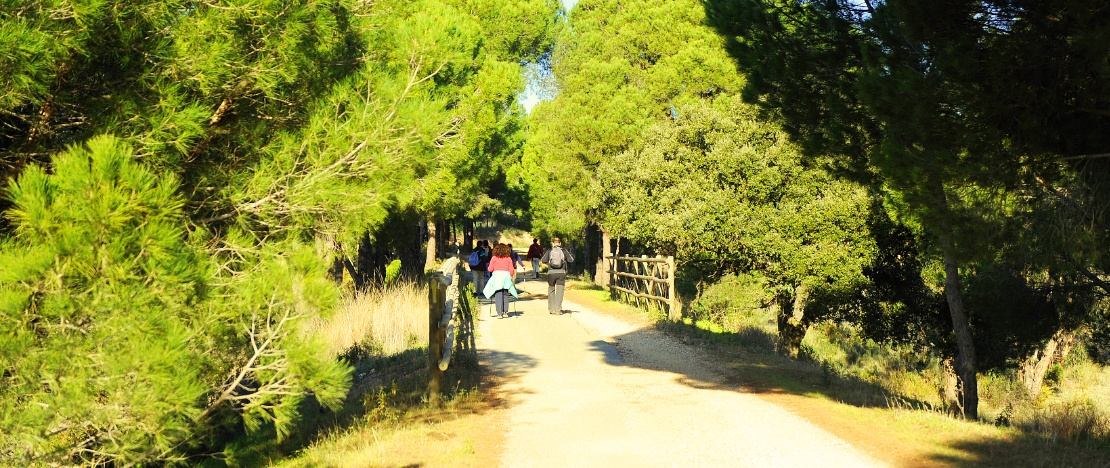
540 237 574 315
526 238 544 279
469 240 492 297
484 243 519 318
507 243 526 283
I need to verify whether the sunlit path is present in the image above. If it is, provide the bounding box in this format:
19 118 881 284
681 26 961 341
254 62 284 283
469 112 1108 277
478 277 884 467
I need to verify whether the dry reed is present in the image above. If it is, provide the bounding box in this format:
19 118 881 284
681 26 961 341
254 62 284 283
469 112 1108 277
310 281 428 357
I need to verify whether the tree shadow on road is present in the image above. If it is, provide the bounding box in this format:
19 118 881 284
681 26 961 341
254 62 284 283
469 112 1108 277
481 349 539 383
579 301 1110 466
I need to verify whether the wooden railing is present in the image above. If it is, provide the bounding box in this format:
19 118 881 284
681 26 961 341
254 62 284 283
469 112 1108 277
426 257 473 404
605 255 680 321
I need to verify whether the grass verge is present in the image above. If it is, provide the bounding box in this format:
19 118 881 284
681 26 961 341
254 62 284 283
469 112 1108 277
271 280 500 467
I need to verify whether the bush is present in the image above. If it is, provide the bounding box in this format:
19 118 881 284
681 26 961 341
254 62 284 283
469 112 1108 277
385 259 403 285
801 322 946 405
689 273 772 333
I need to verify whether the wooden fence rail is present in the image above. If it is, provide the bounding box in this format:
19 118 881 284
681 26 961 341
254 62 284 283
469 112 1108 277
605 255 680 321
426 257 473 404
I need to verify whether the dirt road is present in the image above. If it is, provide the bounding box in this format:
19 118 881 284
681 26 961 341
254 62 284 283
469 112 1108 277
477 277 885 467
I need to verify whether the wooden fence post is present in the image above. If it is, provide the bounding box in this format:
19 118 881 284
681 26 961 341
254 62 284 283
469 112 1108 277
427 273 444 405
666 256 680 321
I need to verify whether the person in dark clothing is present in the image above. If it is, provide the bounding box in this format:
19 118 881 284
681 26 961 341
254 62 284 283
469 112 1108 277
473 240 492 297
526 238 544 279
540 237 574 315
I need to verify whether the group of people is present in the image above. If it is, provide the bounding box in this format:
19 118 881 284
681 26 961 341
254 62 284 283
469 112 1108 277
470 237 574 318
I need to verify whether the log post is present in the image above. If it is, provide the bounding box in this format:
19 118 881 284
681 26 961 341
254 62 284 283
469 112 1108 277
666 255 680 321
613 238 621 301
427 273 445 405
595 228 611 287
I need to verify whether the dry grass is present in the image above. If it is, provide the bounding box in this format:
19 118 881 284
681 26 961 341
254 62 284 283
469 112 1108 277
307 281 428 357
275 279 497 468
1025 399 1110 442
494 227 534 247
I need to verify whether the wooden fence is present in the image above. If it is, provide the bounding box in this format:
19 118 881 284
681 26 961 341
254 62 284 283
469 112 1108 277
426 257 474 404
605 255 680 321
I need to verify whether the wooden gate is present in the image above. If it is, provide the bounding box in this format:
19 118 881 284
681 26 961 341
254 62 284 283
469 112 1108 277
605 255 680 321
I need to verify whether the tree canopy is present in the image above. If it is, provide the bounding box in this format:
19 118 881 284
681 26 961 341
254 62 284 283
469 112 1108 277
522 0 742 234
703 0 1110 418
0 0 558 463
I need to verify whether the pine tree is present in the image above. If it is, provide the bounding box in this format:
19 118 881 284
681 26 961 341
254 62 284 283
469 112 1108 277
704 0 1110 418
523 0 742 235
0 136 349 464
1 0 560 463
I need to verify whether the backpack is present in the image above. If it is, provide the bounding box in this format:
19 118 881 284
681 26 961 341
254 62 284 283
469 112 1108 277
548 247 565 269
468 250 480 267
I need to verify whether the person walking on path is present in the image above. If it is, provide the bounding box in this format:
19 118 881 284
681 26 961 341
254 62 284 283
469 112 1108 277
526 238 544 279
508 244 526 283
484 243 520 318
472 240 492 297
540 237 574 315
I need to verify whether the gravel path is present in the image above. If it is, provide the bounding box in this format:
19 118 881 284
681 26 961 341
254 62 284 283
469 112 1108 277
478 278 886 468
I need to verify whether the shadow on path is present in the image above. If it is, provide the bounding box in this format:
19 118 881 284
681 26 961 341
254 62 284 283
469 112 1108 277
567 287 1110 466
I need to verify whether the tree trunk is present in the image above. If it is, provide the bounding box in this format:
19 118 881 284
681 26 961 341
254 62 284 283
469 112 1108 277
398 219 424 278
329 256 345 284
584 225 595 280
1019 338 1058 399
463 218 474 253
776 283 809 358
424 216 437 272
1019 330 1076 399
932 181 979 420
1058 332 1076 363
595 228 611 287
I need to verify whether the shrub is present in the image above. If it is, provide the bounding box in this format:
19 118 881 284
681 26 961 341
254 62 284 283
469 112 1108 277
385 259 403 285
689 273 772 333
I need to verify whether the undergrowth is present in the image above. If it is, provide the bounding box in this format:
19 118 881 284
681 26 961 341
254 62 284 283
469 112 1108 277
271 273 484 466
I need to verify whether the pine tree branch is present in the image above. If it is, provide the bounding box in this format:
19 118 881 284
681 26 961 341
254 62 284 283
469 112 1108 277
195 55 446 227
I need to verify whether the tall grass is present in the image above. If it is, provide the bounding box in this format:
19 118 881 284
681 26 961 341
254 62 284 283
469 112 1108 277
308 281 428 357
276 280 493 467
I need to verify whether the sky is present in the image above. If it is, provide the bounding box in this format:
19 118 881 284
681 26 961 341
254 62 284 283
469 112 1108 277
518 0 578 112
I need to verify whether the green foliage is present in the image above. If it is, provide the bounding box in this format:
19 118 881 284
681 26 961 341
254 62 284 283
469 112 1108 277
1 135 208 463
522 0 742 235
704 0 1110 418
384 259 403 285
597 95 876 317
1 1 561 463
0 136 348 464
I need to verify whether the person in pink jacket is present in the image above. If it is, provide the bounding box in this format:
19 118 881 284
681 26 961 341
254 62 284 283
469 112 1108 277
483 243 520 318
